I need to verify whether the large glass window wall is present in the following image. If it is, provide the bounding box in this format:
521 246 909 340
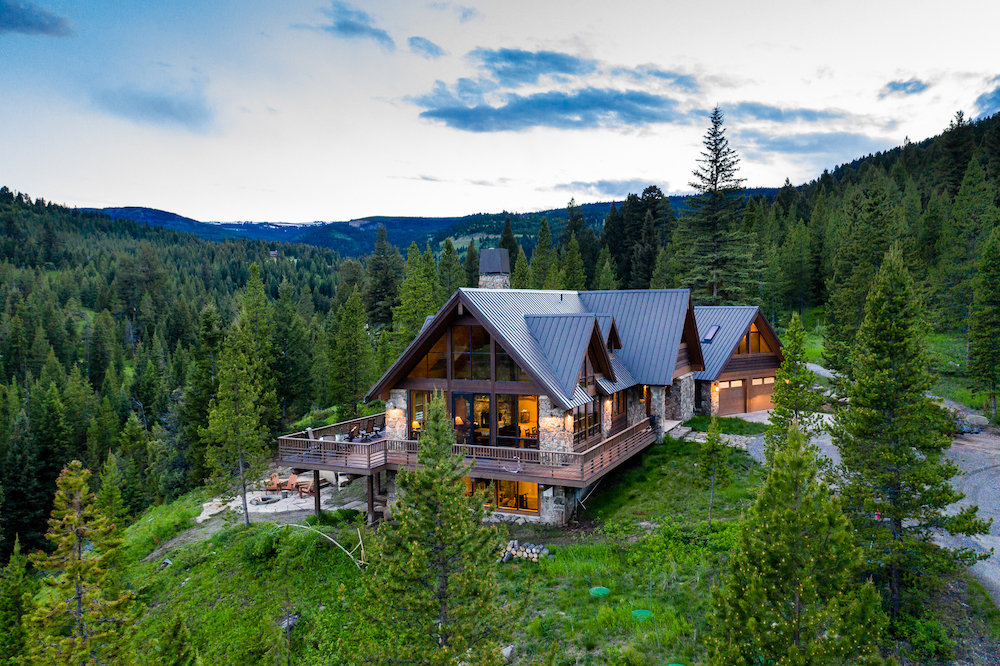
495 394 538 449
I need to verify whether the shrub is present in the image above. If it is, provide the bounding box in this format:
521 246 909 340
897 612 956 658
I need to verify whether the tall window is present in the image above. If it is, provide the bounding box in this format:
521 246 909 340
409 390 433 439
735 322 772 355
497 480 539 512
496 394 538 449
578 355 595 389
408 334 447 379
453 325 490 380
453 392 490 446
573 399 602 446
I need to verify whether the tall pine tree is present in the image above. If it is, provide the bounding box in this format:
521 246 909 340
331 286 373 417
365 224 405 329
709 426 887 666
969 227 1000 417
764 312 824 464
832 246 991 621
464 240 479 288
438 238 464 298
530 218 554 289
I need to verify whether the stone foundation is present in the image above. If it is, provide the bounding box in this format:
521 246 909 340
666 372 695 422
539 485 576 525
386 389 408 439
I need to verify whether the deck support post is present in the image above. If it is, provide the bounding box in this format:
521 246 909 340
313 469 321 516
367 474 375 526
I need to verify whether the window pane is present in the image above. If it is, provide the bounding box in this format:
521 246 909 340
407 357 426 378
496 350 515 382
520 482 538 512
473 394 490 445
730 379 743 387
750 331 761 353
427 335 447 378
497 480 517 509
452 353 471 379
471 326 490 353
453 393 472 445
497 394 517 440
738 334 748 354
759 335 772 353
472 353 491 380
764 376 775 384
518 395 538 447
452 326 470 353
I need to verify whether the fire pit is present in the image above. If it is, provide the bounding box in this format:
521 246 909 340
251 496 281 506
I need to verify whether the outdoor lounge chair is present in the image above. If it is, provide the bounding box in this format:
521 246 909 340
298 479 316 498
348 424 360 441
280 473 298 491
264 473 282 493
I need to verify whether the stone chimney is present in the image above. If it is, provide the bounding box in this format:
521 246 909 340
478 248 511 289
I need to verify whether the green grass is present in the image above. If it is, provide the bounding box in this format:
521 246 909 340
683 415 767 436
801 331 825 364
116 490 206 564
926 332 991 413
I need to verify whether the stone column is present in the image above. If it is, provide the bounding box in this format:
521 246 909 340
478 273 511 289
626 385 645 426
665 372 695 422
649 385 667 434
539 485 569 525
601 396 612 436
538 395 572 465
386 389 408 440
700 381 719 416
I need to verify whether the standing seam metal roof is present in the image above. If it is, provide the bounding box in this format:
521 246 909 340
692 306 760 380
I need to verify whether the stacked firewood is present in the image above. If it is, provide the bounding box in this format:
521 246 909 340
499 539 550 563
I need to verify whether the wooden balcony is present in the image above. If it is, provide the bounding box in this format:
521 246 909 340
275 415 658 488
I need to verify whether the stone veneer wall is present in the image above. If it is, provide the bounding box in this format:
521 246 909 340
602 396 612 436
625 385 645 426
478 273 511 289
649 385 668 435
386 388 408 440
538 395 572 464
699 380 719 416
666 372 695 422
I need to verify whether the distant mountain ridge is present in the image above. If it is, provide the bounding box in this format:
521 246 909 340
85 187 782 257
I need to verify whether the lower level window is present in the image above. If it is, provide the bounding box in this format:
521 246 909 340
497 480 538 512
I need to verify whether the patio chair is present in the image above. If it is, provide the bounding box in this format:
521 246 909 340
280 473 298 491
360 417 375 441
264 473 282 493
348 424 360 441
298 479 316 498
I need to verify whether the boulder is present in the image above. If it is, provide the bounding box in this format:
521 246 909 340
501 644 517 662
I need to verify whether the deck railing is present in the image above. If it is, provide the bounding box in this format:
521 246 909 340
276 417 656 484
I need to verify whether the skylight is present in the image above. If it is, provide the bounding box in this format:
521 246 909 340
702 325 720 343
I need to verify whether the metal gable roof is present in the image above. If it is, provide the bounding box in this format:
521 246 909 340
525 314 599 400
578 289 691 385
692 306 760 380
597 353 637 394
419 314 435 334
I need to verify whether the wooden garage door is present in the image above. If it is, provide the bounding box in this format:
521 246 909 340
718 379 746 415
749 376 776 412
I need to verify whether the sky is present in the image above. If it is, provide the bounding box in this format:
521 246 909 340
2 0 999 223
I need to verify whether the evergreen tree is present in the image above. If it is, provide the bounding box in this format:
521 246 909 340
331 286 373 417
675 107 754 304
26 461 136 665
356 393 508 665
823 173 900 375
421 243 444 310
365 224 405 329
560 234 586 290
437 238 464 298
0 537 31 664
969 227 1000 417
709 427 887 666
594 247 619 290
649 247 674 289
935 110 976 199
182 306 224 485
511 247 530 289
394 243 436 351
2 413 46 555
96 452 127 527
529 218 554 289
203 265 277 528
628 211 660 289
32 381 72 491
832 247 992 621
464 240 479 288
272 281 311 427
765 313 824 464
698 418 730 527
781 221 813 314
933 157 999 331
499 215 519 259
600 202 626 286
117 413 151 515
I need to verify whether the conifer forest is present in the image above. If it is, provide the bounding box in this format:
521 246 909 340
1 106 999 665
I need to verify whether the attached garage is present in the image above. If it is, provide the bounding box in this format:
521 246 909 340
748 376 776 412
717 379 746 415
694 306 784 417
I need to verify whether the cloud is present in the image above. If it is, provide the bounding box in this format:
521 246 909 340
469 47 597 86
310 1 394 50
974 77 1000 118
737 129 894 159
0 0 73 37
615 65 699 93
417 87 686 132
408 35 446 59
879 78 929 98
429 2 481 23
553 179 668 198
92 86 213 132
727 101 848 123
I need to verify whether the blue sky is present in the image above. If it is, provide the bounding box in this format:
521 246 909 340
1 0 998 222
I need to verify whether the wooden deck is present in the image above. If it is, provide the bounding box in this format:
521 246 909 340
276 415 659 488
